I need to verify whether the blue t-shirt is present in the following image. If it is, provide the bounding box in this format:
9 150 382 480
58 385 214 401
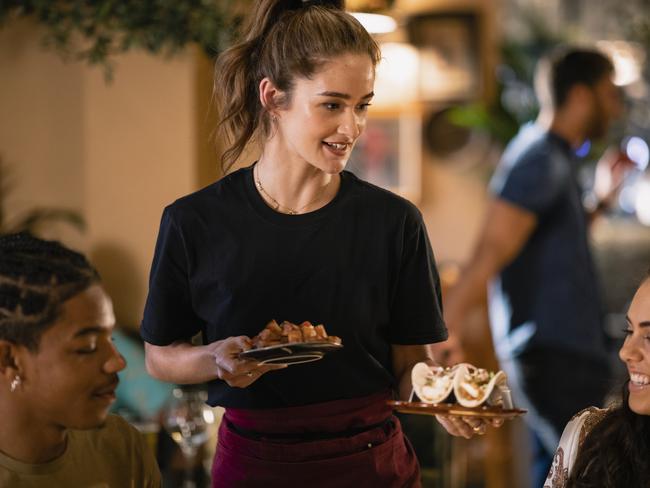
488 126 607 362
141 165 447 408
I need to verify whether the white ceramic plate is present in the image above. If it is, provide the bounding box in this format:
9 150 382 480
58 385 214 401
239 342 343 365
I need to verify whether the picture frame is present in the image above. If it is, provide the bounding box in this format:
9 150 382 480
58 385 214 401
348 111 422 203
406 12 481 101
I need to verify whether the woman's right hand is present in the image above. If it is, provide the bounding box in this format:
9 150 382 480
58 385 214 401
435 415 504 439
208 336 287 388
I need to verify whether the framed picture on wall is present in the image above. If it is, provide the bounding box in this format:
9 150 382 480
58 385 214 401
406 12 482 101
347 111 422 202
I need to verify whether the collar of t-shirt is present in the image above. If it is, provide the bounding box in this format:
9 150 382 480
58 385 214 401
244 163 351 228
0 439 69 476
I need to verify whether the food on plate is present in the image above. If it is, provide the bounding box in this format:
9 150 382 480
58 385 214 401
411 362 512 409
411 363 458 404
453 363 509 408
250 320 342 348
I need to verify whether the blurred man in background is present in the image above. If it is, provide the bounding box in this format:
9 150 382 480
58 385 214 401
441 47 632 487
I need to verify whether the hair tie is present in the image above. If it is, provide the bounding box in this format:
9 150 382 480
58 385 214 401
301 0 344 9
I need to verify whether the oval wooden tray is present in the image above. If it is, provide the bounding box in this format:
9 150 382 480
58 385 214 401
387 400 526 419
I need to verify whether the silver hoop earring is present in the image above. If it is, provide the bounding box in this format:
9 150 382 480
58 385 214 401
10 375 21 392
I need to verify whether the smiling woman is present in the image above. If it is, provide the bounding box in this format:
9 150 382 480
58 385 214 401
138 1 505 486
545 269 650 487
138 0 498 487
0 233 161 487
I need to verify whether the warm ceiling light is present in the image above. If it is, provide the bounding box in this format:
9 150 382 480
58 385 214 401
373 42 419 106
596 40 645 86
350 12 397 34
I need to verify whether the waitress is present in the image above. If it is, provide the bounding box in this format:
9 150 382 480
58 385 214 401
141 1 487 486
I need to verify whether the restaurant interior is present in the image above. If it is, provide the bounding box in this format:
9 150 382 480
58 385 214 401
1 0 649 487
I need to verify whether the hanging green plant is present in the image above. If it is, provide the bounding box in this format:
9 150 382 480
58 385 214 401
0 0 250 79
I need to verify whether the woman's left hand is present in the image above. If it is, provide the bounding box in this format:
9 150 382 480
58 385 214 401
211 336 287 388
228 361 287 388
434 415 504 439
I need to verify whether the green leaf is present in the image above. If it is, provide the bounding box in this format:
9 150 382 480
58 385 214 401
0 0 252 77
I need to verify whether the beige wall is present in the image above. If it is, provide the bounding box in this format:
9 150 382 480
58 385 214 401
0 20 84 247
83 50 198 329
420 156 491 264
0 19 209 329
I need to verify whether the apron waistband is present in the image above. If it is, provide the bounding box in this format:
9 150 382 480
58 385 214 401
224 390 394 434
225 416 395 442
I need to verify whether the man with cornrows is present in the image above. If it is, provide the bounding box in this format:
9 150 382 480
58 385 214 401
0 233 161 487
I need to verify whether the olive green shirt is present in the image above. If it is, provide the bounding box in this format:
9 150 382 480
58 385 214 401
0 414 161 487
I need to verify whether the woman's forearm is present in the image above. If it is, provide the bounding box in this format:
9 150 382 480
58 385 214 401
392 344 436 400
144 341 219 384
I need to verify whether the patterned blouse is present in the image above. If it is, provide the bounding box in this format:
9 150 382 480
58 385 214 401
544 407 610 488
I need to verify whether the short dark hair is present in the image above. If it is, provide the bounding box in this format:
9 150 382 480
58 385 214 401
0 233 99 351
543 47 614 109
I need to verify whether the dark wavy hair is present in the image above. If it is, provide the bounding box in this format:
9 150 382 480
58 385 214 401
213 0 381 172
0 233 99 351
567 272 650 487
567 386 650 487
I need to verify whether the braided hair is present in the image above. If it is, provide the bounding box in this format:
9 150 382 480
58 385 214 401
0 233 99 351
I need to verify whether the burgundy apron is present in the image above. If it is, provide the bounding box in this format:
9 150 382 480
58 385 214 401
211 390 420 487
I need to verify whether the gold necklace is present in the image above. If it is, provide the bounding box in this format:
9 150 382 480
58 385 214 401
254 165 332 215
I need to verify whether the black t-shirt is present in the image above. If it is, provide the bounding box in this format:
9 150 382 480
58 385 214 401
141 165 447 408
